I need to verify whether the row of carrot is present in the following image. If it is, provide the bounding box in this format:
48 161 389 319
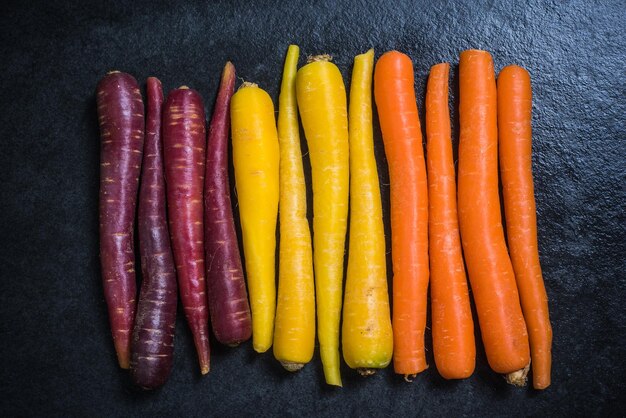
96 45 552 391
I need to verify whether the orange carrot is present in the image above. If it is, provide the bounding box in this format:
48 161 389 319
498 64 552 390
374 51 429 378
425 62 475 380
457 49 530 385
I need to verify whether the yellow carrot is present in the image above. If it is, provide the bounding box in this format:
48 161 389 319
231 82 280 353
342 49 393 375
273 45 316 371
296 54 349 386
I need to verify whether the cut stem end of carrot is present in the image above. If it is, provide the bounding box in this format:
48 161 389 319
240 81 259 89
357 368 376 377
307 54 332 63
504 363 530 387
280 361 305 372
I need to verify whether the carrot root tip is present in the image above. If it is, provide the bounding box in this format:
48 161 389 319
280 361 305 372
240 81 258 89
504 363 530 387
404 374 416 383
200 365 210 375
357 368 376 377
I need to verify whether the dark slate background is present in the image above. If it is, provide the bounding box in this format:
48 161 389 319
1 0 624 416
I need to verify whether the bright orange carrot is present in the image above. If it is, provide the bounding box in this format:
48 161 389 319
498 65 552 390
457 49 530 385
374 51 429 378
425 62 475 380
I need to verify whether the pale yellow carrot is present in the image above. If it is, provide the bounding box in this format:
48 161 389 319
342 49 393 376
273 45 316 371
296 54 349 386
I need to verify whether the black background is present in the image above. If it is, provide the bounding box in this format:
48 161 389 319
1 0 625 416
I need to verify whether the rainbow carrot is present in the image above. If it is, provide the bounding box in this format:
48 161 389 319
498 64 552 389
374 51 429 379
163 86 211 374
342 48 393 376
457 49 530 386
231 82 280 353
296 54 349 386
204 62 252 347
96 71 143 369
273 45 316 371
425 62 475 380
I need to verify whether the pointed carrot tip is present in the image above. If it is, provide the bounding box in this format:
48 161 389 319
117 356 130 369
200 365 210 375
224 61 235 73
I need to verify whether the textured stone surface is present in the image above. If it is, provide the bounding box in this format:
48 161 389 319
0 0 624 415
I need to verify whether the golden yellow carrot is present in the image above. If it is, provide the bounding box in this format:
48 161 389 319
342 49 393 375
273 45 316 371
231 82 280 353
296 54 349 386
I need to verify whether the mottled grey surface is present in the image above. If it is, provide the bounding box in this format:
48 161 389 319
0 0 624 416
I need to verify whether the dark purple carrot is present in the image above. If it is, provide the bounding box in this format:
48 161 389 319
163 86 211 374
96 71 144 369
205 62 252 347
130 77 178 389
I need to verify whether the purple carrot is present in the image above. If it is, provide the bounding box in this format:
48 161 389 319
130 77 177 389
96 71 144 369
205 62 252 346
163 86 211 374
